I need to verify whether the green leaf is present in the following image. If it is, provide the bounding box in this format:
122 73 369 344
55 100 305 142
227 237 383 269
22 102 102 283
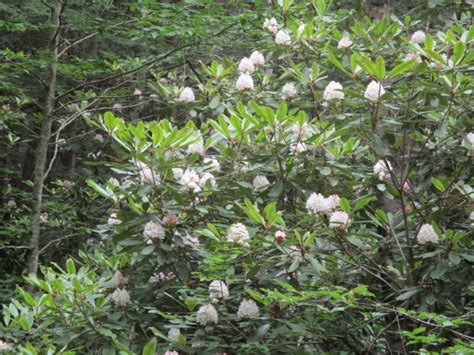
66 259 76 275
339 198 350 212
453 41 465 64
431 260 449 279
388 60 416 77
375 56 385 80
255 324 271 338
86 179 114 199
431 177 446 192
142 338 157 355
396 288 420 301
354 196 373 211
208 95 220 109
327 50 348 74
241 199 265 225
448 251 461 265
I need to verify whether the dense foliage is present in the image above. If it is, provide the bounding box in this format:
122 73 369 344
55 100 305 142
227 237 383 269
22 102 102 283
1 0 473 353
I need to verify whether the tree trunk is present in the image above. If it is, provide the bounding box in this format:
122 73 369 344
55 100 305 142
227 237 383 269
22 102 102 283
27 0 63 275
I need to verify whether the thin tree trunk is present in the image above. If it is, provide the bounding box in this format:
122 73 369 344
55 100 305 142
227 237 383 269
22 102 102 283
27 0 64 275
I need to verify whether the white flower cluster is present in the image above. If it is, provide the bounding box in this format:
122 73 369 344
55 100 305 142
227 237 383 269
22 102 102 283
143 221 166 242
237 299 259 319
263 17 278 34
112 270 127 288
178 168 216 193
275 30 291 46
306 193 340 214
338 35 352 49
168 328 180 342
250 50 265 66
186 139 205 155
466 132 474 156
373 159 392 181
411 30 426 44
196 304 219 325
238 57 255 74
253 175 270 190
111 288 130 307
323 81 344 101
281 83 297 100
164 351 179 355
226 223 250 245
136 161 155 184
0 340 13 352
236 50 265 91
178 87 195 102
108 212 122 225
416 224 439 244
292 122 308 139
364 81 385 101
329 211 350 230
236 74 254 91
203 157 220 172
297 24 305 36
404 53 422 64
209 280 230 300
263 17 291 46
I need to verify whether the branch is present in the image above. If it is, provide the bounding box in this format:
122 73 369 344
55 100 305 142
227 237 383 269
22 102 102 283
56 21 238 101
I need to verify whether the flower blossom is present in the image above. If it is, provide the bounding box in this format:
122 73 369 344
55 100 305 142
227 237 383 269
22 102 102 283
187 139 205 155
143 221 166 242
306 193 332 214
364 81 385 101
329 211 350 230
209 280 230 300
164 351 178 355
297 24 305 36
292 122 308 139
275 230 286 244
411 30 426 44
196 304 219 325
404 53 422 64
226 223 250 245
172 168 184 180
178 87 195 102
326 194 341 210
250 50 265 66
416 224 439 244
94 133 104 143
236 74 254 91
275 30 291 45
281 83 297 100
323 81 344 100
253 175 270 190
199 172 216 188
263 17 278 34
108 213 122 225
111 288 130 307
338 36 352 49
203 157 220 172
133 88 142 97
373 159 392 181
238 57 255 74
7 200 17 209
0 340 13 352
168 328 180 342
237 299 259 319
112 270 127 288
179 169 201 193
136 161 155 184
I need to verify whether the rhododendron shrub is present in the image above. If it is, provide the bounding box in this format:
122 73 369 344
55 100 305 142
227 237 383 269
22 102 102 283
3 1 473 353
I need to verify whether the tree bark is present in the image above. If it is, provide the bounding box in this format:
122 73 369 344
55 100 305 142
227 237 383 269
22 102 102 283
27 0 64 275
